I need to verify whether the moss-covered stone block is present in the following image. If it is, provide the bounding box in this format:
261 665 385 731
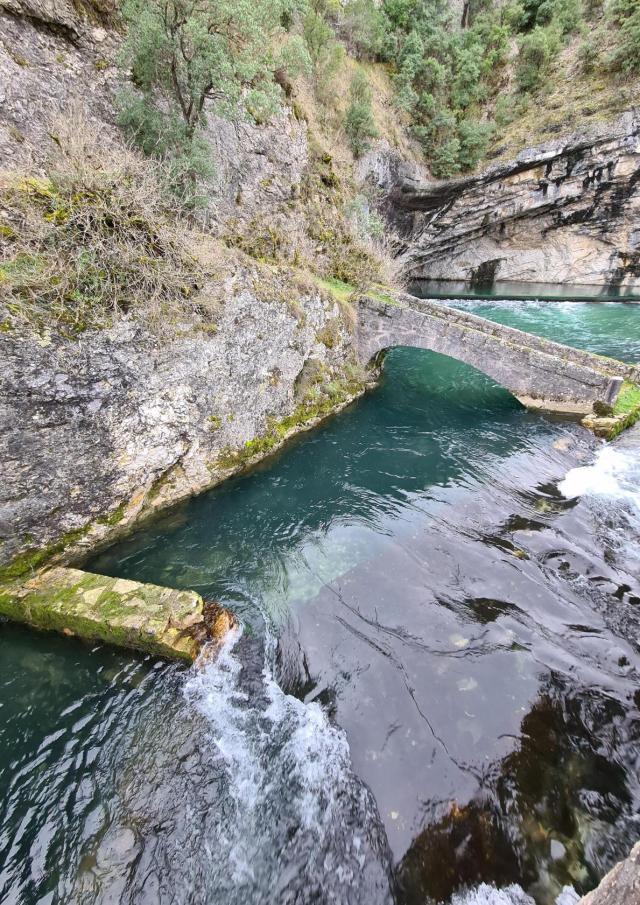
0 567 233 662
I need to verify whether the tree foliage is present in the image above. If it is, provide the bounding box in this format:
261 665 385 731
115 0 640 193
516 24 561 90
608 0 640 73
344 69 378 156
118 0 298 201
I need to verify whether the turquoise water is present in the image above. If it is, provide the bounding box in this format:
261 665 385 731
2 302 640 905
444 299 640 363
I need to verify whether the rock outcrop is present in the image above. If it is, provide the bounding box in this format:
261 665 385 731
0 0 311 240
578 841 640 904
369 110 640 290
0 275 360 575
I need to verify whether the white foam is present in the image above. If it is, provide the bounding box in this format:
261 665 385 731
450 883 535 905
182 625 391 901
559 446 639 506
450 883 579 905
555 887 581 905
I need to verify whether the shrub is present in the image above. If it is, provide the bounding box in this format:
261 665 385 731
578 36 599 72
344 69 378 156
116 93 214 207
118 0 293 201
430 136 462 179
516 25 561 90
457 118 495 170
346 194 385 241
494 94 515 127
552 0 582 33
451 45 485 109
303 9 346 101
341 0 387 59
607 0 640 74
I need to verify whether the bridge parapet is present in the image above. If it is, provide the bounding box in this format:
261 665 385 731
355 293 638 415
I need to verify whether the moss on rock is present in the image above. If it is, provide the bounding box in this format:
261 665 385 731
213 365 369 472
0 567 233 661
583 381 640 439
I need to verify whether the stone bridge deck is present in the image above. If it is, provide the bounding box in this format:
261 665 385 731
355 292 640 415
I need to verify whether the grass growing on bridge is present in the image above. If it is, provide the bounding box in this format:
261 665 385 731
613 382 640 416
604 381 640 438
313 276 399 307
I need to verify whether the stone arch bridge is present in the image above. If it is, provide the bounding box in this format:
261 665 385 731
355 293 639 415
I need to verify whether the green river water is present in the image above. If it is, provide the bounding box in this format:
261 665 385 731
1 300 640 905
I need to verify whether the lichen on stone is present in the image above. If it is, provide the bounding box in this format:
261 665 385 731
0 567 234 661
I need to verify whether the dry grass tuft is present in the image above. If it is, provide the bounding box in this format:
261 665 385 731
0 117 209 335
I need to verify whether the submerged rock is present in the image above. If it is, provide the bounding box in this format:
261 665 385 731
0 566 235 661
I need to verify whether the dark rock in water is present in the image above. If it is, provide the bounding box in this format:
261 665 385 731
396 799 526 905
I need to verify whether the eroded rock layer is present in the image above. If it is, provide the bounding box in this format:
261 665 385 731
382 110 640 290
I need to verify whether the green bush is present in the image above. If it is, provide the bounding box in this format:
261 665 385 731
607 0 640 73
451 45 485 109
516 25 561 90
116 93 213 206
303 8 346 100
430 137 462 178
494 94 515 126
457 118 495 169
341 0 387 59
578 35 598 72
118 0 292 201
344 69 378 156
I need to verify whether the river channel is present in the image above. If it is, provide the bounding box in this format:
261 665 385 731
1 300 639 905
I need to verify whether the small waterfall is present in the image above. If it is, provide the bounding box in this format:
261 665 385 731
559 430 640 580
559 444 640 507
183 625 395 905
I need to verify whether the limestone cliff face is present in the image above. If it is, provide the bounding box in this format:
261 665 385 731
0 276 358 571
368 110 640 290
0 0 358 574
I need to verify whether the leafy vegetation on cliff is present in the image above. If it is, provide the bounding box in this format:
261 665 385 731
115 0 640 188
2 0 637 336
336 0 640 176
118 0 311 205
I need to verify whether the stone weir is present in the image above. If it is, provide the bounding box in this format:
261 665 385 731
0 567 235 662
355 293 640 417
384 109 640 290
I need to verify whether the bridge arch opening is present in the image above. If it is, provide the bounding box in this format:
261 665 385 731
356 295 627 416
369 345 529 416
368 344 530 412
